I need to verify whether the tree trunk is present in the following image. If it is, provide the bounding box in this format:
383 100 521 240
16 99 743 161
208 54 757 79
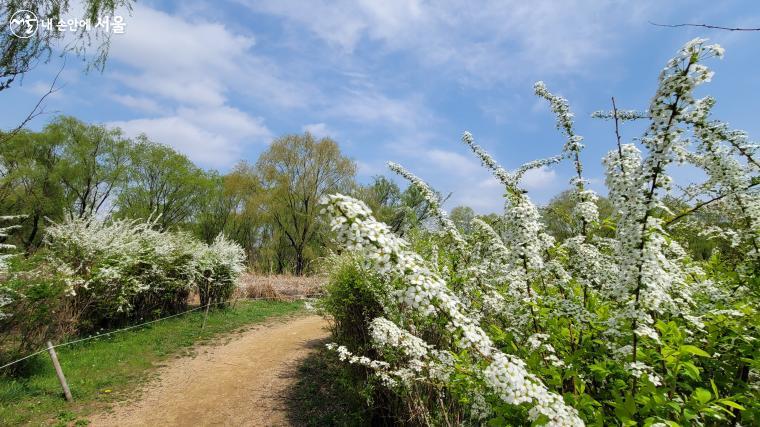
294 249 305 276
25 212 40 251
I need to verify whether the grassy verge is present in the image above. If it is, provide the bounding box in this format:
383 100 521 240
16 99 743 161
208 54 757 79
285 346 371 426
0 300 303 426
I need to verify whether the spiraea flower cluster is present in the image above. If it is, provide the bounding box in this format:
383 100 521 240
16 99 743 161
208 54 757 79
322 193 583 426
321 39 759 426
43 217 246 313
0 215 23 272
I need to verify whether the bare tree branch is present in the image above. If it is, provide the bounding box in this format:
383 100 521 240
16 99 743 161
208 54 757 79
0 59 65 145
649 21 760 31
665 182 759 228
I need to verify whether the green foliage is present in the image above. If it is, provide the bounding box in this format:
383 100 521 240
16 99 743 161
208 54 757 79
1 0 134 92
354 175 434 237
0 217 245 367
540 190 615 242
2 116 408 277
49 116 131 219
318 254 465 425
0 117 131 250
255 132 356 274
322 218 760 426
0 252 73 365
116 135 210 229
450 205 476 233
319 255 385 348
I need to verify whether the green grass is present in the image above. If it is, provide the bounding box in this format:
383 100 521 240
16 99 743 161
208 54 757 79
0 300 303 426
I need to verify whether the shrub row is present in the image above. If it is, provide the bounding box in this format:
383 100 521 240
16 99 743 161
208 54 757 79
0 217 245 368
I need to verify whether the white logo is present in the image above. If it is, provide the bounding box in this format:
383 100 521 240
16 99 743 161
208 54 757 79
9 10 38 39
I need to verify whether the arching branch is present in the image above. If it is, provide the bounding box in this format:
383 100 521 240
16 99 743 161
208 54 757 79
649 21 760 31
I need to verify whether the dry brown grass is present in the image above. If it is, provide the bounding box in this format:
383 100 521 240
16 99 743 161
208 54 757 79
236 273 327 301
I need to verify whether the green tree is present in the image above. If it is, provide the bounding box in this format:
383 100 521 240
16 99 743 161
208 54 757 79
0 129 65 249
355 175 407 232
256 133 356 275
46 116 130 219
354 175 439 237
195 161 268 266
1 0 133 92
540 189 614 241
116 135 208 229
449 205 475 233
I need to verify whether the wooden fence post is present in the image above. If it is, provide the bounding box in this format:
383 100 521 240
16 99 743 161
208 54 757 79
46 341 73 402
201 300 211 330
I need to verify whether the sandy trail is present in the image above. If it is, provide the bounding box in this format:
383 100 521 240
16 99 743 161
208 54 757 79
88 315 329 427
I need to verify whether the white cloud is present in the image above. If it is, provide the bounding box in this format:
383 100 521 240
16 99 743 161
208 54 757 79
100 4 304 169
328 88 434 130
241 0 658 83
102 3 445 171
112 72 227 107
24 80 63 99
109 106 271 169
112 94 167 115
356 160 384 177
177 106 271 140
445 175 505 212
425 149 479 176
302 122 334 138
520 166 558 191
108 5 254 106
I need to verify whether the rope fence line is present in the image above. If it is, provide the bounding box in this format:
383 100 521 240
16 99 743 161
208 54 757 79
0 296 309 371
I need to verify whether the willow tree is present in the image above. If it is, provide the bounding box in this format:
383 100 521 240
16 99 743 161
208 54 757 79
116 135 209 229
256 133 355 275
47 116 130 219
1 0 133 92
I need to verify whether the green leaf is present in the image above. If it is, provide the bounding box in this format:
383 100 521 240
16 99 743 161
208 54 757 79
719 400 746 411
710 379 719 399
681 361 701 380
679 344 710 357
693 388 712 404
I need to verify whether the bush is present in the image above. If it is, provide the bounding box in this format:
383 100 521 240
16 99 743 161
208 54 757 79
196 234 246 307
320 255 385 347
44 217 200 327
319 39 759 426
0 217 246 367
319 255 428 425
0 255 75 370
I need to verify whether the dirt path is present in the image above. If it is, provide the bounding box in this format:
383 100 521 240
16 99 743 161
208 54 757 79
88 315 329 427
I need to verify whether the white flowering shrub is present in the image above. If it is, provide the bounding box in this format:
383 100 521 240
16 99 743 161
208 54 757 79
0 216 245 367
319 39 759 426
44 217 198 319
194 234 247 307
0 215 23 320
43 217 246 321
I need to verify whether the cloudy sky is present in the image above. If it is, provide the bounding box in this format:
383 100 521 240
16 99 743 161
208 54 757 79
3 0 759 211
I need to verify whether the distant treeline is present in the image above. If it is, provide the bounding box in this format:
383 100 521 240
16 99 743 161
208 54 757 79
0 116 440 275
1 116 728 275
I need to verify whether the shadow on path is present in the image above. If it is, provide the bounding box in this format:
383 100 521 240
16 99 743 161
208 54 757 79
283 338 372 426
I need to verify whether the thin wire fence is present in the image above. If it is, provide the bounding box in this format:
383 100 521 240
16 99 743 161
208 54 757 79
0 296 308 371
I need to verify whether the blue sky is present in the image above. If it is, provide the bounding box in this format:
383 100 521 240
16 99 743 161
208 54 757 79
3 0 760 212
